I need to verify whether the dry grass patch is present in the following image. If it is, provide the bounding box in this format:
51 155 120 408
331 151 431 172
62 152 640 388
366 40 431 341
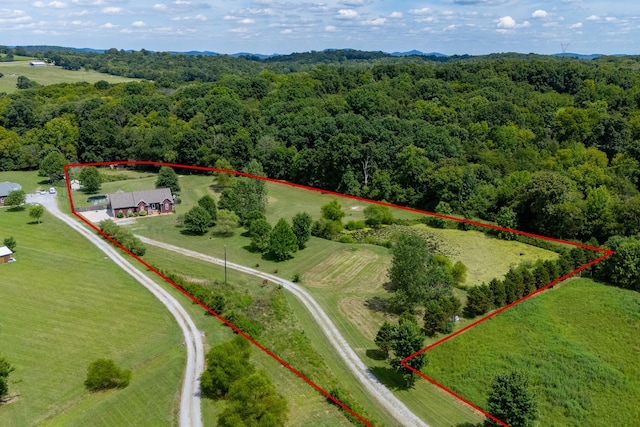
338 297 390 341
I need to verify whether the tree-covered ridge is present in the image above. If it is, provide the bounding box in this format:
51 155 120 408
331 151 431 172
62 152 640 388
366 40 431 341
1 56 640 246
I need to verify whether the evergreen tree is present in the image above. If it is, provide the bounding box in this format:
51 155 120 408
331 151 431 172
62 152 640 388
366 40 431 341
197 194 217 225
249 218 272 252
156 166 180 193
291 212 312 249
269 218 298 261
184 205 211 235
485 372 538 427
0 356 15 398
374 321 395 358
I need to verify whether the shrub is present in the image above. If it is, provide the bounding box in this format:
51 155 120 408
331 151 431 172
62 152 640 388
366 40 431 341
116 211 124 218
345 220 366 231
138 210 147 216
339 234 356 243
292 272 301 283
84 359 131 392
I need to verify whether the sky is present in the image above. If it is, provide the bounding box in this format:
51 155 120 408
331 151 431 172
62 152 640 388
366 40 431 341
0 0 639 55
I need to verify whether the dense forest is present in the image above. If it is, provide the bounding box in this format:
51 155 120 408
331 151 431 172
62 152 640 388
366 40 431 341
2 49 640 253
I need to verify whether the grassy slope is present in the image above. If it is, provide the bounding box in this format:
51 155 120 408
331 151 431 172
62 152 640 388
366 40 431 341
79 169 567 426
0 207 183 426
0 61 138 94
424 278 640 427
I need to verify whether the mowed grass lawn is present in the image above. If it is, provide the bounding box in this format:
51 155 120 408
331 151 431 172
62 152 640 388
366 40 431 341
0 61 138 94
424 278 640 427
0 207 184 426
91 169 562 426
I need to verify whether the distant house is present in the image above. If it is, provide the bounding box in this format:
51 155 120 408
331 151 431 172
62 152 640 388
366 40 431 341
0 246 14 264
0 182 22 205
108 188 174 217
30 60 46 67
70 179 81 191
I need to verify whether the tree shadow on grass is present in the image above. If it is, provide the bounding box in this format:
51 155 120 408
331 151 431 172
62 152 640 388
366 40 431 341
27 221 42 225
364 296 391 313
179 229 206 236
365 349 387 361
368 365 406 392
242 244 263 254
6 206 26 212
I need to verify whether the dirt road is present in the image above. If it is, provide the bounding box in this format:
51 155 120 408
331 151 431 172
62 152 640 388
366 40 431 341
138 236 429 427
28 193 203 427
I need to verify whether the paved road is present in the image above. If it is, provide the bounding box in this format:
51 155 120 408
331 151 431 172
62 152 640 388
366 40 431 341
138 236 430 427
28 193 204 427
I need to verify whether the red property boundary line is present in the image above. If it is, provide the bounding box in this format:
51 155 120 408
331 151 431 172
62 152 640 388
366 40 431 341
64 161 614 427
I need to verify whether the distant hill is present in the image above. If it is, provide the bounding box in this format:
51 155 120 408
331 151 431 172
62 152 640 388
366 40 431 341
391 50 448 57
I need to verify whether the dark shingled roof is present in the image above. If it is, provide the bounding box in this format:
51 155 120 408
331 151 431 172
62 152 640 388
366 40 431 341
108 188 173 210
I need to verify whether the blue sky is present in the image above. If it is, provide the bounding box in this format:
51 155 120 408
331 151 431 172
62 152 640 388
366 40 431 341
1 0 638 55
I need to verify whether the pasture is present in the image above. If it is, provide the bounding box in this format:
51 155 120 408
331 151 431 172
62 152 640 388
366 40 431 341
423 278 640 427
0 206 183 426
0 61 138 94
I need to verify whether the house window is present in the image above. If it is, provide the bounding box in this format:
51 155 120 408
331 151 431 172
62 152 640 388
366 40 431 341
165 202 169 211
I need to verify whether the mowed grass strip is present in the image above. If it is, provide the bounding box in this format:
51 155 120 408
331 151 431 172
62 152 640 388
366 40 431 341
0 61 139 94
0 208 183 426
424 278 640 427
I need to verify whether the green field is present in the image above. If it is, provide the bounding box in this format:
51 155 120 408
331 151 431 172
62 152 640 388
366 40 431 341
0 206 184 426
0 61 138 94
424 278 640 427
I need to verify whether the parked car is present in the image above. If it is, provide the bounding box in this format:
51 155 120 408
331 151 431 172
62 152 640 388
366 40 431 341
39 189 47 195
49 187 56 194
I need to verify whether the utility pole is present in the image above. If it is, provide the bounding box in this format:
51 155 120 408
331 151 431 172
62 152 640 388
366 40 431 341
224 244 227 285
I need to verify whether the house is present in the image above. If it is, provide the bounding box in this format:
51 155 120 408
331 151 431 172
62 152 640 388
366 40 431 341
0 182 22 205
30 60 46 67
0 246 14 264
108 188 174 217
70 179 81 191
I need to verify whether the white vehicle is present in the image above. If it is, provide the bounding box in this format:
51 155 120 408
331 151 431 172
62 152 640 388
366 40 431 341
49 187 56 194
39 189 47 195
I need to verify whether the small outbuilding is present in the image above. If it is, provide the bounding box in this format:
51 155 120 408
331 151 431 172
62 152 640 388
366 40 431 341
70 179 81 191
0 246 14 264
30 60 47 67
0 182 22 205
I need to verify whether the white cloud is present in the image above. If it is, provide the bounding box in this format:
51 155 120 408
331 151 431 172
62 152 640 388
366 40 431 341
239 18 255 24
569 22 582 29
337 9 358 19
496 16 529 33
409 7 431 15
34 1 67 7
132 21 146 27
586 15 599 21
363 18 386 26
389 12 402 19
339 0 371 6
229 27 249 33
99 22 117 28
72 0 104 5
531 10 548 19
101 7 123 14
325 25 337 31
280 28 292 34
605 17 617 22
0 12 32 25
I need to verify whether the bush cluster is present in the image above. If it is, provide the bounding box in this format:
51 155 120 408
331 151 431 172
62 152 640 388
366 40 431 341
98 219 146 256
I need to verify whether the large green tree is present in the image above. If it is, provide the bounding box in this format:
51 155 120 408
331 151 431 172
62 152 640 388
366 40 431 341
389 233 453 311
485 372 538 427
155 166 180 193
248 218 272 252
217 371 288 427
39 151 66 183
197 194 217 225
200 336 254 399
291 212 312 249
389 315 427 387
596 235 640 291
4 189 26 209
214 209 239 236
184 205 211 235
269 218 298 261
78 166 102 194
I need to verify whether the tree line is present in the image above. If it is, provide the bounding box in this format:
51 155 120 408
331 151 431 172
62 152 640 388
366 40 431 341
1 53 640 288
